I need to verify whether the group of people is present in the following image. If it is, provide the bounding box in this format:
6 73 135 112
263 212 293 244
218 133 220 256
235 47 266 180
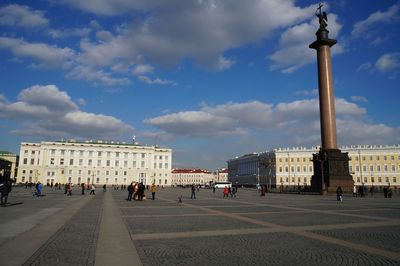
223 185 238 198
126 182 150 201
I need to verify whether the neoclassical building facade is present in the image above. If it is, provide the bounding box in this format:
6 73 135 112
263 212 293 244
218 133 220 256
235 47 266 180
228 145 400 189
17 140 172 186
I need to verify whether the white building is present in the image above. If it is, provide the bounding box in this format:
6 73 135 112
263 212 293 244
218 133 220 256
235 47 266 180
228 145 400 189
17 140 172 186
171 168 214 186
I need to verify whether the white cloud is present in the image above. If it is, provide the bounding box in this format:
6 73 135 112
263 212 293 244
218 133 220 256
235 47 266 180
144 97 400 152
375 53 400 72
0 37 74 68
350 96 368 103
352 4 400 38
0 4 48 28
48 27 92 39
133 64 154 76
357 62 372 72
0 85 133 139
67 65 130 86
270 13 343 73
67 1 317 70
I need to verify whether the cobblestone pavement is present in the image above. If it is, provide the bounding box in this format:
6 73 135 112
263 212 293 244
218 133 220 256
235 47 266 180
115 188 400 266
0 187 399 265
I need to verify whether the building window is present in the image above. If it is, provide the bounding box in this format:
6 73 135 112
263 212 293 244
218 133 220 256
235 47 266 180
165 179 167 185
78 170 82 174
78 177 81 183
133 161 137 168
80 150 84 156
362 165 366 172
97 160 101 167
106 160 110 166
279 167 282 173
357 177 360 182
124 161 128 167
378 177 382 182
392 165 395 172
385 177 389 183
88 159 92 166
60 158 64 165
116 152 119 158
50 158 55 165
70 150 74 156
89 151 93 156
141 161 145 168
30 158 35 165
141 153 145 159
70 159 74 166
98 151 102 156
51 149 55 155
384 156 387 161
61 150 65 155
369 165 373 172
96 178 99 183
69 170 72 174
377 165 381 172
159 163 162 169
285 167 288 172
115 171 118 175
393 177 397 183
363 177 367 183
124 171 127 176
115 161 119 167
376 156 380 160
154 163 157 169
384 165 388 172
88 170 91 175
106 171 109 175
79 159 83 166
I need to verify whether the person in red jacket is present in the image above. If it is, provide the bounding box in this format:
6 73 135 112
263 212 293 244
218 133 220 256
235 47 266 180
223 186 229 198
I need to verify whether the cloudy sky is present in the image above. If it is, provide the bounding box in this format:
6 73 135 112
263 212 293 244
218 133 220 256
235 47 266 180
0 0 399 170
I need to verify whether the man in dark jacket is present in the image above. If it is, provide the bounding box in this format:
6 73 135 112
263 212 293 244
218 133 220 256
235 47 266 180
1 179 12 206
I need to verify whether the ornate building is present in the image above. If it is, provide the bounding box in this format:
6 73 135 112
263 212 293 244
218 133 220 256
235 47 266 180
228 145 400 190
17 140 172 186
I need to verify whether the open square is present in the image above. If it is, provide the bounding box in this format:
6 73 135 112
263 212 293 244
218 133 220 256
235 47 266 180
0 187 399 265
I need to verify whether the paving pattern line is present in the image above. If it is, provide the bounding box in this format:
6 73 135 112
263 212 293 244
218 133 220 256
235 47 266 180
129 219 399 241
231 198 400 222
95 191 143 266
153 195 400 262
121 210 312 218
0 195 93 266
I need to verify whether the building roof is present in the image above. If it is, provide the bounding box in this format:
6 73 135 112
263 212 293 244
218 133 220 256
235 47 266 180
0 151 16 156
172 168 211 174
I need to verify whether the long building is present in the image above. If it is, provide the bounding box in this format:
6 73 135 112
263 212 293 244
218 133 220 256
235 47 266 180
228 145 400 189
171 168 215 186
17 140 172 186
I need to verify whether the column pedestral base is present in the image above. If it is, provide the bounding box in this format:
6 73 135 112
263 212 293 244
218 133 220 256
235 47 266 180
311 149 354 194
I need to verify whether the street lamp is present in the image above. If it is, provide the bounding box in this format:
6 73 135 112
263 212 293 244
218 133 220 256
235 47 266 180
315 151 327 195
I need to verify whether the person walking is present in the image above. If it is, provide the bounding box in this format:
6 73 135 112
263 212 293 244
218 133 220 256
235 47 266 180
127 182 134 201
223 186 229 198
103 184 106 192
151 184 157 200
336 186 343 202
138 182 145 201
1 179 12 207
90 184 95 195
67 183 72 196
81 183 85 195
190 184 196 199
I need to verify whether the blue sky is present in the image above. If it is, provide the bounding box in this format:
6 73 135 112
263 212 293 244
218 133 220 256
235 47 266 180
0 0 399 170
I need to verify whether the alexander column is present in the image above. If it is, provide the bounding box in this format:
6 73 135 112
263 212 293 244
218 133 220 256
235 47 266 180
309 4 354 194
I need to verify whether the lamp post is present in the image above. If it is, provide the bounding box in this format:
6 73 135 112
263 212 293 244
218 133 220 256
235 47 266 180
315 151 327 195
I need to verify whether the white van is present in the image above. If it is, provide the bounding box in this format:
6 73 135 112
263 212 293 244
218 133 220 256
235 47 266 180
213 182 232 189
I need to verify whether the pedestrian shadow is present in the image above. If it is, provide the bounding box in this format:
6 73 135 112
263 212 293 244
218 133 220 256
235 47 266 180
1 202 23 207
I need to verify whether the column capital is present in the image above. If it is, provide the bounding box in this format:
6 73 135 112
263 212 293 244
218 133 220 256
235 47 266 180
309 28 337 49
